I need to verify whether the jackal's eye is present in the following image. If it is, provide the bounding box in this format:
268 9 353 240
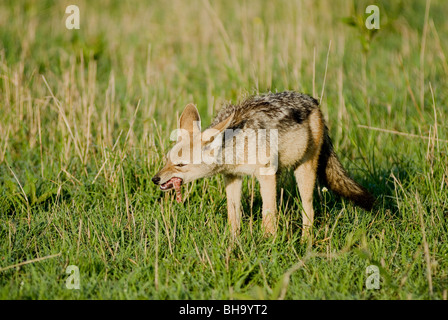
175 163 187 167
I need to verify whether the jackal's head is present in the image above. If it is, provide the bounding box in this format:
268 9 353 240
151 103 234 193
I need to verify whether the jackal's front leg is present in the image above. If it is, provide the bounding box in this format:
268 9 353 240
224 174 243 237
257 173 277 236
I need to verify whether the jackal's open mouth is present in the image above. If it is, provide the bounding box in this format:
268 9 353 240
160 177 183 203
159 177 182 190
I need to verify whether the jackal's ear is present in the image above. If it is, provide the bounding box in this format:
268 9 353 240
210 112 234 133
179 103 201 134
201 112 235 145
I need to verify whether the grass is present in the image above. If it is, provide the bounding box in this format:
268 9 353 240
0 0 447 299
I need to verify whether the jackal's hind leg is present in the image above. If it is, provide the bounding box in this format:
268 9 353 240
294 158 318 242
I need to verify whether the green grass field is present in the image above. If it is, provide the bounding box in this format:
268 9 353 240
1 0 447 300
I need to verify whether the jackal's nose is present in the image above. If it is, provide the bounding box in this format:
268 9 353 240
152 176 160 185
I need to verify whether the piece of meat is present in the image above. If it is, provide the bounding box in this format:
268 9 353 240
172 177 183 203
159 177 183 203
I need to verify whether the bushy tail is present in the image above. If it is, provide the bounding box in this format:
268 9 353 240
318 129 375 211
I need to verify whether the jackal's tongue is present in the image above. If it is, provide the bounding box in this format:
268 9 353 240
160 177 183 203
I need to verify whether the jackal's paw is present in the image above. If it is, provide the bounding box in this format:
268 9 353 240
300 229 313 246
262 224 277 238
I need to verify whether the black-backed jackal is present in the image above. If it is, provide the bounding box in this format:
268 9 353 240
152 91 374 240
